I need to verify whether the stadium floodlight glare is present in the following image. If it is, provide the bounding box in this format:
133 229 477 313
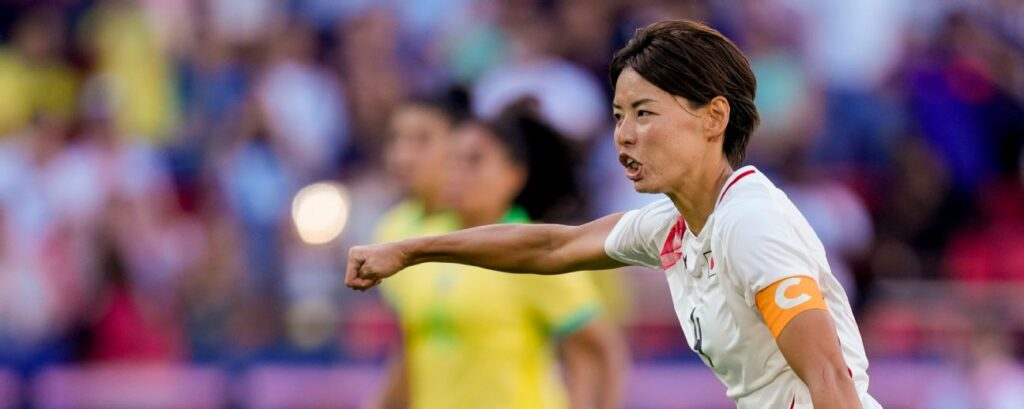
292 181 351 245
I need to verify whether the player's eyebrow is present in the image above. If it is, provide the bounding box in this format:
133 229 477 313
612 98 657 110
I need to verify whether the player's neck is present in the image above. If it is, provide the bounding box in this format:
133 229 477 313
666 164 733 236
460 206 507 228
419 191 444 215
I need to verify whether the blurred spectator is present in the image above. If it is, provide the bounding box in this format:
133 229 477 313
0 7 78 136
737 0 824 171
784 0 907 91
81 232 183 363
944 179 1024 281
258 17 348 178
472 6 607 142
78 0 180 141
0 1 1020 406
180 200 245 364
176 17 249 154
555 0 617 88
51 76 174 232
870 136 965 280
206 0 276 47
0 208 61 372
335 8 405 160
435 1 508 85
782 0 905 168
214 97 294 295
903 11 1024 193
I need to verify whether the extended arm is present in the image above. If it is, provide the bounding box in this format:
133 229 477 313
345 213 626 290
777 310 862 409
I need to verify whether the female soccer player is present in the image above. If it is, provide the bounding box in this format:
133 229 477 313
349 20 881 409
369 95 624 409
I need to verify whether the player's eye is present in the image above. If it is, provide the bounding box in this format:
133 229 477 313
638 110 654 118
613 112 623 122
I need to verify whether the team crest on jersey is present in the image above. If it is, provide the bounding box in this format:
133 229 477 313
702 251 716 278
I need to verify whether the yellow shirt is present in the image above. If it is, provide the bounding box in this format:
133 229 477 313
0 49 78 135
373 201 601 409
82 2 179 140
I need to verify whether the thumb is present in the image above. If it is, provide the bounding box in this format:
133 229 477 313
345 250 366 284
357 258 379 280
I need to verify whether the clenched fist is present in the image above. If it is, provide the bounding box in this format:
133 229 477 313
345 242 411 291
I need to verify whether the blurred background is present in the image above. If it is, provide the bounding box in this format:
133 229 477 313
0 0 1022 408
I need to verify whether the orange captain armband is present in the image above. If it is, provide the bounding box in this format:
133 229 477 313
755 276 828 338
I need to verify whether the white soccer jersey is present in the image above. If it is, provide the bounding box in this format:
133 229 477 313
605 166 882 409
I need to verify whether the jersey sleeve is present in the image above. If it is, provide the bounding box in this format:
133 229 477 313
721 204 821 305
519 273 603 338
603 199 676 270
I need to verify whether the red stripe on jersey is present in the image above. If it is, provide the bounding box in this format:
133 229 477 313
789 398 795 409
718 169 757 203
659 217 686 269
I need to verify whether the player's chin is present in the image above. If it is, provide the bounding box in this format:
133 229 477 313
631 178 660 194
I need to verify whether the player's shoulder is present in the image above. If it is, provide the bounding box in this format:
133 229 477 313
616 197 680 242
712 167 796 243
374 200 418 238
378 200 418 224
374 200 458 242
630 196 679 223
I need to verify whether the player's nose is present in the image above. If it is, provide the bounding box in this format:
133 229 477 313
614 124 637 147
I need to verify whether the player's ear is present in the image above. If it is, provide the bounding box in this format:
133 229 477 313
705 96 730 142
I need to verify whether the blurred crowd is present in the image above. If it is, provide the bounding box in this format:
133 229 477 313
0 0 1022 397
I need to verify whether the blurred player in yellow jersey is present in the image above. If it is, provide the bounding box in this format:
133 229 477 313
350 21 880 409
368 92 627 409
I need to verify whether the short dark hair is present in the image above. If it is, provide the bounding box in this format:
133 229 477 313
473 100 583 223
404 85 472 126
610 20 759 168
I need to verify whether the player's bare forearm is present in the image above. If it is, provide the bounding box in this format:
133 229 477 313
345 213 625 290
365 351 408 409
406 218 623 274
777 310 863 409
596 321 629 409
804 368 862 409
562 336 599 409
562 318 628 409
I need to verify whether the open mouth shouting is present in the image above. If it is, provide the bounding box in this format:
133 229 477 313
619 153 643 181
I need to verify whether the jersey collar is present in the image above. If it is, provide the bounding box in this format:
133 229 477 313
716 165 758 206
500 205 532 224
659 166 758 272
